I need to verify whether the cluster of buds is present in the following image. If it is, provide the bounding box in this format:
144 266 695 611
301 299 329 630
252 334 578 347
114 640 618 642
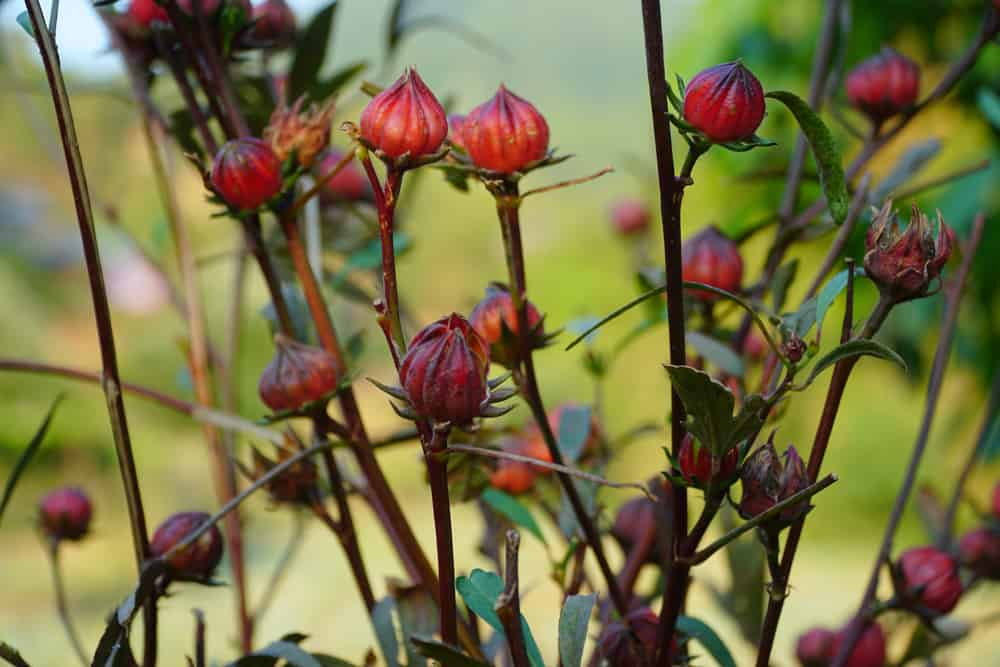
39 487 93 543
469 283 551 369
796 622 886 667
210 137 285 212
681 226 744 301
150 511 224 582
738 437 810 529
958 482 1000 580
358 68 448 168
863 202 954 303
258 334 342 414
675 434 739 495
846 48 920 125
609 198 651 236
682 61 766 143
263 96 335 168
892 546 963 616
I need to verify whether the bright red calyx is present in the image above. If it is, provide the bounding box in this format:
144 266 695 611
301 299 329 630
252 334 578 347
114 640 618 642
39 487 93 542
682 225 744 301
959 527 1000 581
127 0 169 26
677 434 738 489
846 48 920 123
796 627 835 667
250 0 296 47
150 511 224 581
683 61 765 143
462 84 550 174
832 623 887 667
258 334 341 412
898 546 963 614
399 313 490 424
314 149 371 203
469 284 544 369
864 203 954 303
210 137 284 211
359 68 447 160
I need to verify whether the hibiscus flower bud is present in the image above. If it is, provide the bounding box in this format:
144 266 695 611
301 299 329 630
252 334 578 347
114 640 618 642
611 496 665 566
597 607 664 667
738 439 782 520
832 623 886 667
778 445 811 522
447 114 467 151
683 61 766 143
258 334 341 413
127 0 169 26
462 84 550 174
796 627 835 667
682 226 744 301
489 462 536 495
864 202 954 303
249 440 319 505
263 96 334 168
959 527 1000 581
359 68 447 161
469 284 544 369
249 0 296 48
150 511 224 581
39 487 93 542
676 434 738 491
846 48 920 124
210 137 284 211
609 198 651 236
897 546 963 615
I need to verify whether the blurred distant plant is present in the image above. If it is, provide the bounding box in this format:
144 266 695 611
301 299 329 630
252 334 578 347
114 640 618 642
1 1 999 666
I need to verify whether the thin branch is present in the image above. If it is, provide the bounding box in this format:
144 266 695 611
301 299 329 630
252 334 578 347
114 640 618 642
832 213 986 667
496 530 530 667
427 428 458 645
46 542 87 667
288 149 357 216
192 609 205 667
519 166 614 199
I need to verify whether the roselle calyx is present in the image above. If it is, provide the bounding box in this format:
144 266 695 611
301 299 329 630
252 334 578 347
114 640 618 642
683 61 766 143
359 67 447 164
249 0 296 48
150 511 224 582
39 487 93 542
682 225 744 301
796 627 835 667
959 527 1000 580
247 440 319 506
469 283 547 369
462 84 550 175
896 545 963 615
832 622 887 667
210 137 284 211
127 0 168 26
676 434 738 492
739 439 811 527
258 334 341 413
264 96 334 168
846 48 920 124
314 149 371 203
609 198 651 236
864 202 954 303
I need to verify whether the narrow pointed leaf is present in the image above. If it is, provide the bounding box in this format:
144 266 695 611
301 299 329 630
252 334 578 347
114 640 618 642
815 267 865 335
687 331 745 377
456 570 544 667
676 616 737 667
801 339 907 389
0 395 63 528
372 597 401 667
410 637 489 667
288 2 339 102
558 594 595 667
481 488 545 544
557 404 593 463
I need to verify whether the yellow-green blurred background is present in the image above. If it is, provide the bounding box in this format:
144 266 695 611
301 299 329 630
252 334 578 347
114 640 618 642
1 0 999 664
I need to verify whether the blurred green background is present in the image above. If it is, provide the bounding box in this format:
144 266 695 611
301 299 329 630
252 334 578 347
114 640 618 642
1 0 999 664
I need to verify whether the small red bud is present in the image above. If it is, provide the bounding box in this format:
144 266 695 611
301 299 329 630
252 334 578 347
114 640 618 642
399 314 490 424
359 68 447 160
314 149 371 203
846 48 920 124
249 0 296 48
462 84 550 174
897 546 963 614
447 114 467 151
127 0 169 26
258 334 341 412
150 511 224 581
959 527 1000 580
683 61 765 143
39 487 93 542
832 623 886 667
609 199 651 236
210 137 284 211
682 226 744 301
598 608 668 667
676 434 738 490
778 446 810 522
864 203 954 303
489 462 536 495
796 627 835 667
469 284 544 369
782 334 807 364
738 439 782 520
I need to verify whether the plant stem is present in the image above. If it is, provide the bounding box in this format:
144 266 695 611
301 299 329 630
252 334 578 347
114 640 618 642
192 610 206 667
46 541 87 667
832 214 984 667
360 156 407 352
21 0 154 658
496 530 530 667
427 427 458 645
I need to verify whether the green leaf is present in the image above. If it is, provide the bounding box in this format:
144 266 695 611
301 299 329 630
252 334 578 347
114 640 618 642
687 331 745 377
0 643 31 667
372 597 401 667
558 404 593 463
765 91 848 225
800 339 907 389
677 616 737 667
783 297 817 339
311 60 368 102
438 165 472 192
814 267 865 336
481 488 546 544
0 395 62 528
329 232 411 289
410 637 490 667
455 570 544 667
229 641 325 667
978 413 1000 462
665 365 764 457
769 259 798 312
978 88 1000 131
288 2 339 102
15 11 34 37
391 583 435 666
558 594 595 667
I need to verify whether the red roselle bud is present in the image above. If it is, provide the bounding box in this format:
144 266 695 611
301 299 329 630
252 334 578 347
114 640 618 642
314 149 371 203
462 84 550 174
127 0 169 26
681 226 744 301
959 527 1000 580
359 68 447 160
778 446 810 522
609 199 651 236
263 97 334 168
676 434 738 490
598 607 663 667
489 461 536 495
210 137 284 211
846 48 920 124
796 627 835 667
249 0 296 48
782 334 807 364
897 546 963 614
832 622 886 667
683 61 766 143
864 202 954 303
469 284 544 369
150 511 224 581
39 487 93 542
399 314 490 425
738 439 782 520
258 334 341 413
611 496 661 565
250 442 319 505
447 114 467 151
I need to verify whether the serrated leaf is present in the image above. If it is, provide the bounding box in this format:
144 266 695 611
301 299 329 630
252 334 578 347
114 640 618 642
455 570 544 667
687 332 745 377
814 267 865 336
558 404 593 463
665 365 763 456
766 91 848 225
558 594 595 667
410 637 490 667
15 11 34 37
288 2 339 102
0 395 62 528
372 597 401 667
800 339 907 389
676 616 737 667
481 488 546 544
